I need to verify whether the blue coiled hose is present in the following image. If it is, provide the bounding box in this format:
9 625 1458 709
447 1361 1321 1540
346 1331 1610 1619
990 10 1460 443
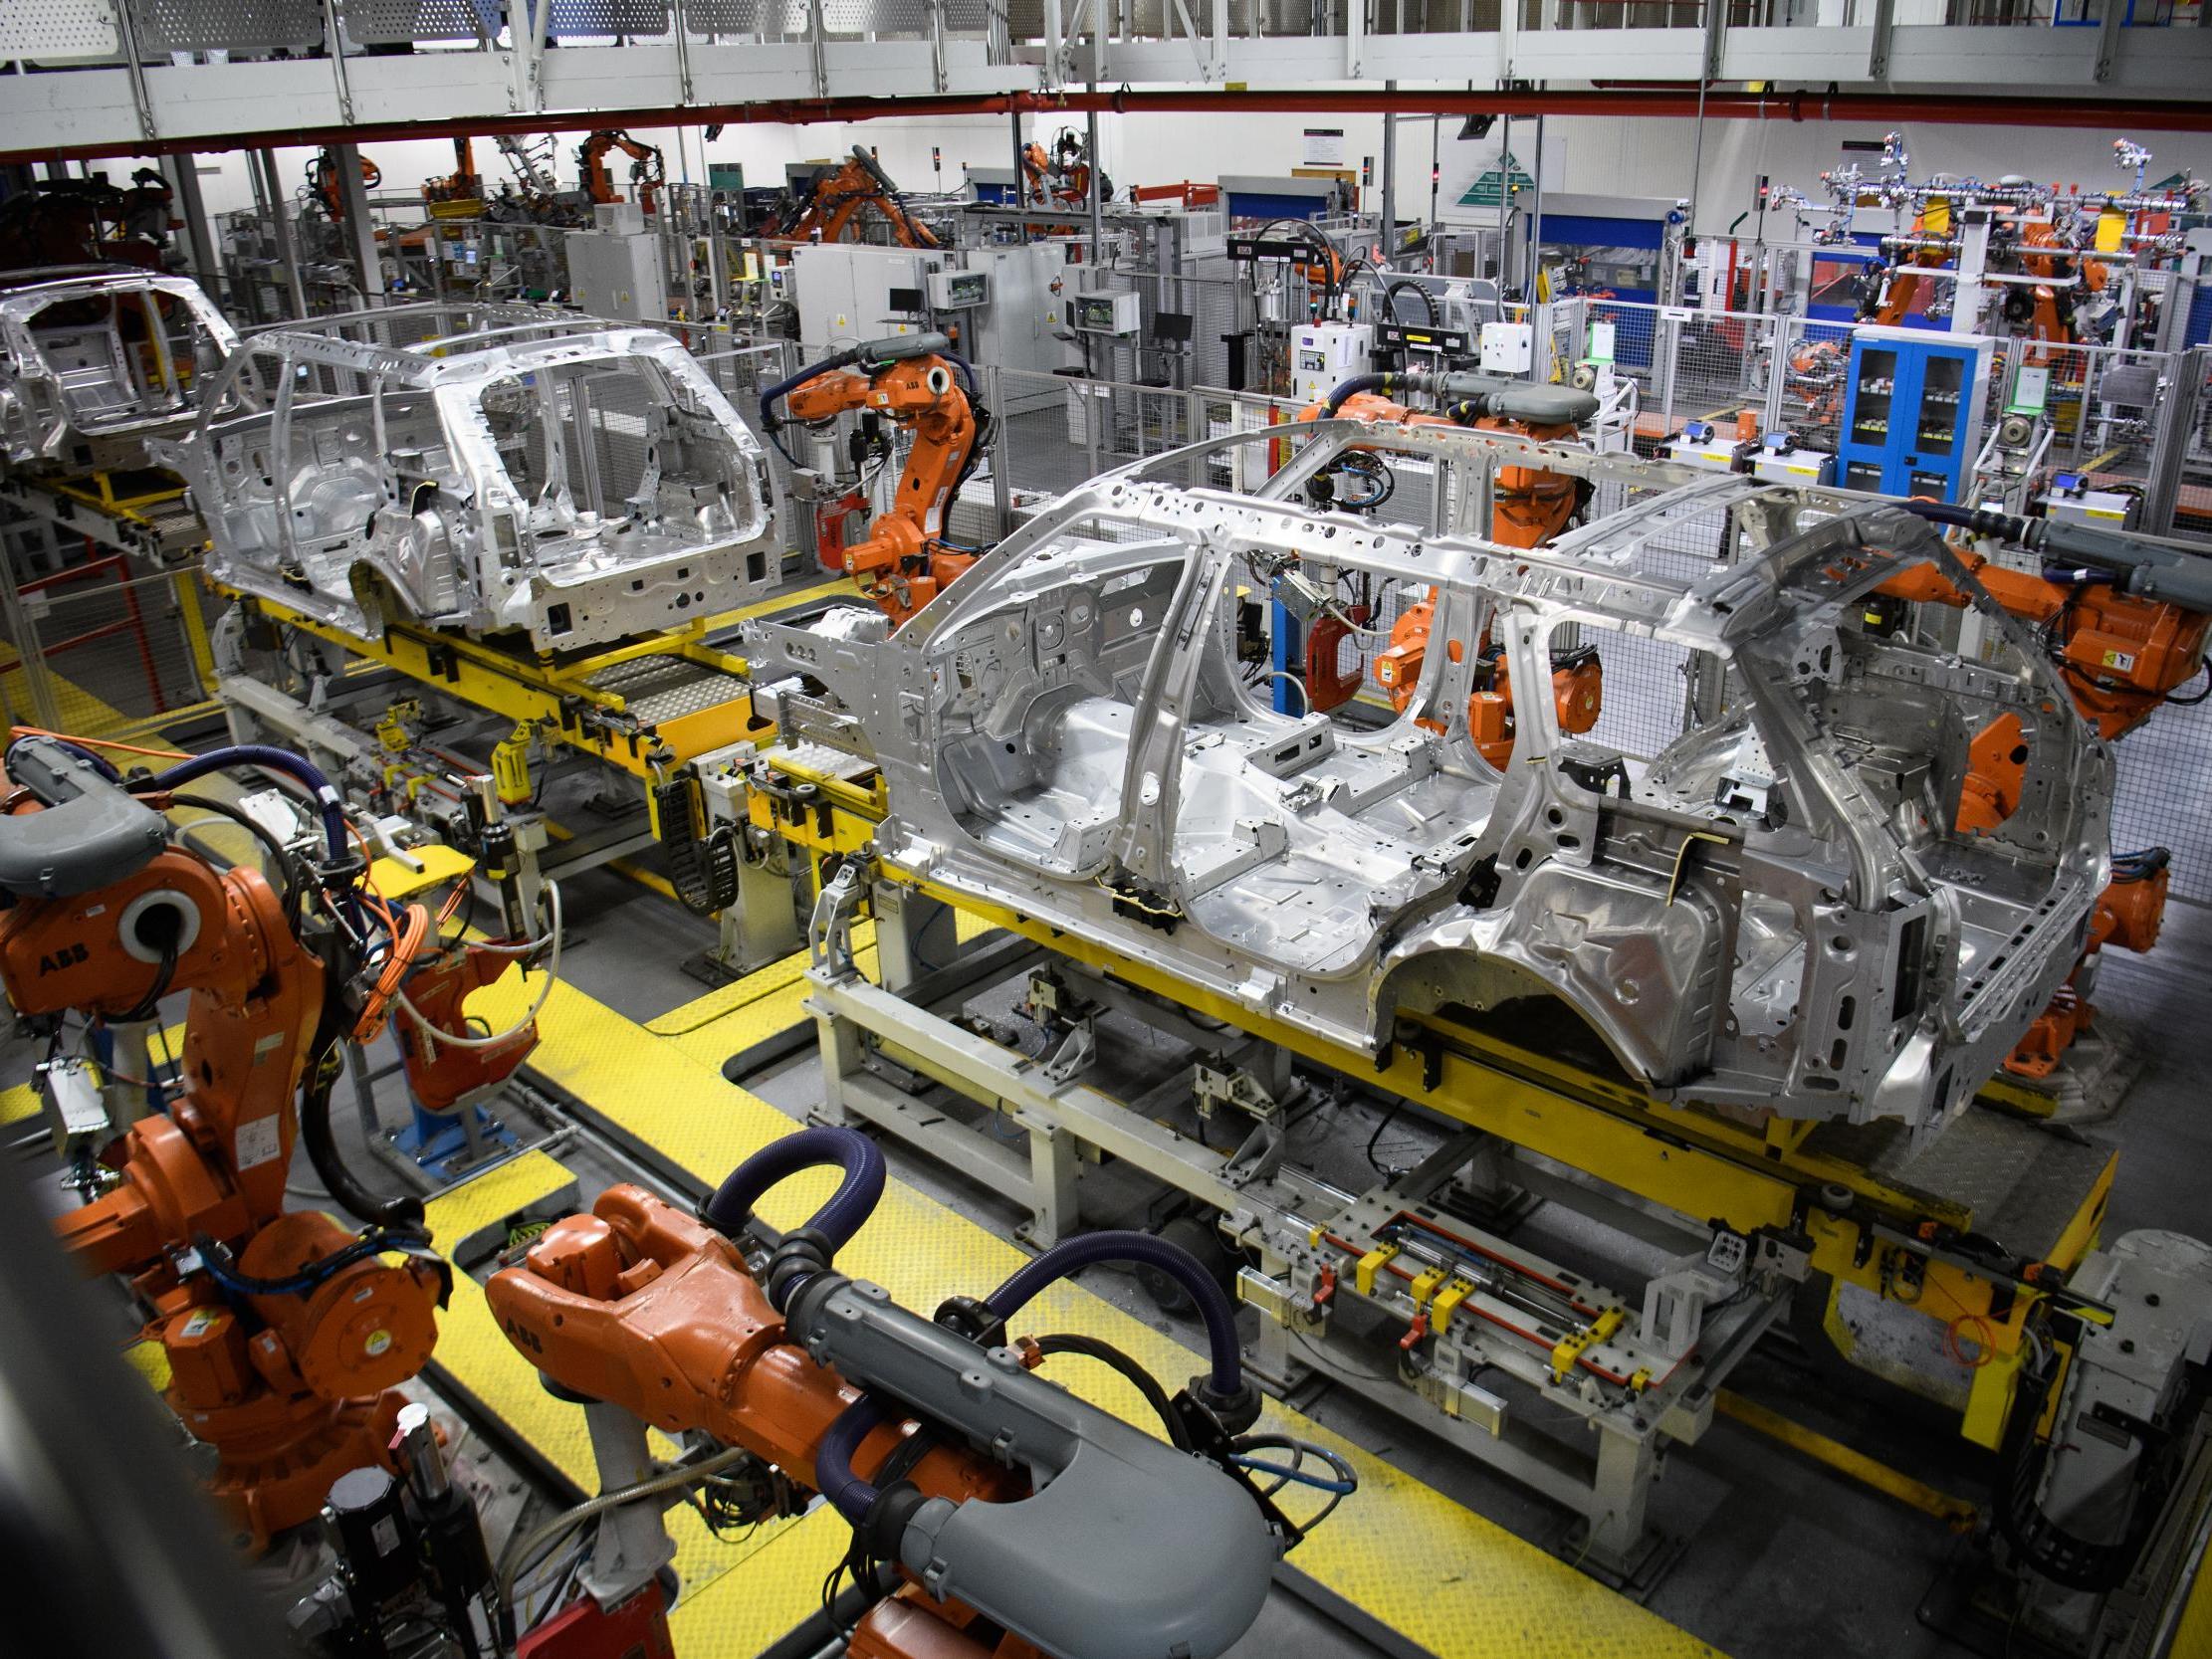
708 1127 893 1522
142 744 349 867
986 1230 1242 1396
812 1392 893 1523
703 1125 886 1261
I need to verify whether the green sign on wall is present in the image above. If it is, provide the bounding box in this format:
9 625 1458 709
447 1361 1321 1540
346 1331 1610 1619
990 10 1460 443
1459 152 1534 209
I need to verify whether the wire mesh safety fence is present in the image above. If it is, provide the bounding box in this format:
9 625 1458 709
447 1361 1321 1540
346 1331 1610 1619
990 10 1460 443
0 537 216 740
2180 348 2212 545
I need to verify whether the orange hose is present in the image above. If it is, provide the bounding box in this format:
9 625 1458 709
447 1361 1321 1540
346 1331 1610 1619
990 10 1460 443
355 899 433 1041
9 725 192 760
337 816 442 1040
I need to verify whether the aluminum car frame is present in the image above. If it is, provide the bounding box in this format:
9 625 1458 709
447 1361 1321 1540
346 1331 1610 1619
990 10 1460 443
0 266 241 470
177 305 778 652
747 418 2110 1137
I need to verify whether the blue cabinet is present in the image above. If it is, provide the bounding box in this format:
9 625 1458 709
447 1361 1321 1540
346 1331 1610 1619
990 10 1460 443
1837 328 1993 504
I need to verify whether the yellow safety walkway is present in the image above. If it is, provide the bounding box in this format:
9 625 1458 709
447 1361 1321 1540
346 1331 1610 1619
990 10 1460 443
454 960 1727 1659
643 909 996 1075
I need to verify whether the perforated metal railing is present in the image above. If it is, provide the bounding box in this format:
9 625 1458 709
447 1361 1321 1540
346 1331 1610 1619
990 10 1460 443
7 0 2194 69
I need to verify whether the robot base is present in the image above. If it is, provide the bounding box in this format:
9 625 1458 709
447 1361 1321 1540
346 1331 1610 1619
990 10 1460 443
179 1385 411 1553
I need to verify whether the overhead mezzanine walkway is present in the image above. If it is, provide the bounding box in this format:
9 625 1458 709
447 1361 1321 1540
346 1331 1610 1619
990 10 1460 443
6 1 2212 163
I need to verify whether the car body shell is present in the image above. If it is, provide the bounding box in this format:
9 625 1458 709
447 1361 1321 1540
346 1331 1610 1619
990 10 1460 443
173 306 778 652
0 266 241 471
746 418 2111 1134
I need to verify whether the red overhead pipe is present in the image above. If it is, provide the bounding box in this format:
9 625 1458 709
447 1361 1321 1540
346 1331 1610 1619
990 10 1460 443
8 84 2212 168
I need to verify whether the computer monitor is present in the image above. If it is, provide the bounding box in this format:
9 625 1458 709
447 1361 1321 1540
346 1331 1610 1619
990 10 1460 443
1155 311 1195 342
886 287 924 313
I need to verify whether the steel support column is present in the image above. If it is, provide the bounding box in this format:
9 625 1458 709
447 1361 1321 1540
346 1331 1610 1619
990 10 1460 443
257 149 313 321
163 152 221 307
332 142 385 300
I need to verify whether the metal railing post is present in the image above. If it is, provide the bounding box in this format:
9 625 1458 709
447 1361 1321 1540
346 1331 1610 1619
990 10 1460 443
321 0 356 122
2140 347 2202 538
990 365 1013 537
109 0 159 141
673 0 695 103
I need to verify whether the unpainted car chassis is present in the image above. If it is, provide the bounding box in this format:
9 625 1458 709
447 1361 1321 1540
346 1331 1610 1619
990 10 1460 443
175 305 778 653
0 265 241 471
749 418 2111 1135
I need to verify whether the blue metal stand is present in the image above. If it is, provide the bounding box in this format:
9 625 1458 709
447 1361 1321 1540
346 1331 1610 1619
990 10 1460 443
1270 600 1303 715
392 1090 518 1185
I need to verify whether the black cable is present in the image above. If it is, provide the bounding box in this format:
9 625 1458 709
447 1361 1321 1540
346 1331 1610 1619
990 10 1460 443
1386 278 1438 326
193 1225 423 1297
167 792 300 925
1364 1098 1406 1177
2165 661 2212 706
1333 258 1372 320
114 940 176 1025
1029 1333 1193 1451
1256 217 1342 313
950 395 995 507
295 1004 425 1231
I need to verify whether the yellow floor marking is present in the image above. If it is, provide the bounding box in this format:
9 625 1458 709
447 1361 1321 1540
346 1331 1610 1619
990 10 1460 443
645 909 999 1076
368 842 478 902
462 966 1726 1659
2172 1533 2212 1659
121 1337 171 1390
1715 1389 1976 1527
646 926 882 1074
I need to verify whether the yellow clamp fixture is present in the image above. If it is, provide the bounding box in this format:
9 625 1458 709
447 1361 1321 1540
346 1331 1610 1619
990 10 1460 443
1354 1243 1401 1299
1431 1278 1474 1335
1409 1266 1449 1310
1548 1306 1625 1384
492 722 536 808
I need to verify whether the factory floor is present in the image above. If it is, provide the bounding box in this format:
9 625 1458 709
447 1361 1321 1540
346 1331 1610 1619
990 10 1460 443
368 858 2212 1659
2 724 2204 1659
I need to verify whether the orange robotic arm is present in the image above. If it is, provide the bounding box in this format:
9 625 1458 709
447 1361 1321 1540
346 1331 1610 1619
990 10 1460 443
491 1189 1010 1507
1874 501 2212 1080
1877 547 2211 740
579 130 664 213
780 147 939 249
310 149 380 221
487 1133 1303 1659
0 782 323 1272
774 331 987 625
0 735 447 1549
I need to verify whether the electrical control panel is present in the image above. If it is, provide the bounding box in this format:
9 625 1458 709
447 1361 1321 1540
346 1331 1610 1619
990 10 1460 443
928 269 993 310
1290 321 1373 405
1071 290 1141 336
1479 321 1534 374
